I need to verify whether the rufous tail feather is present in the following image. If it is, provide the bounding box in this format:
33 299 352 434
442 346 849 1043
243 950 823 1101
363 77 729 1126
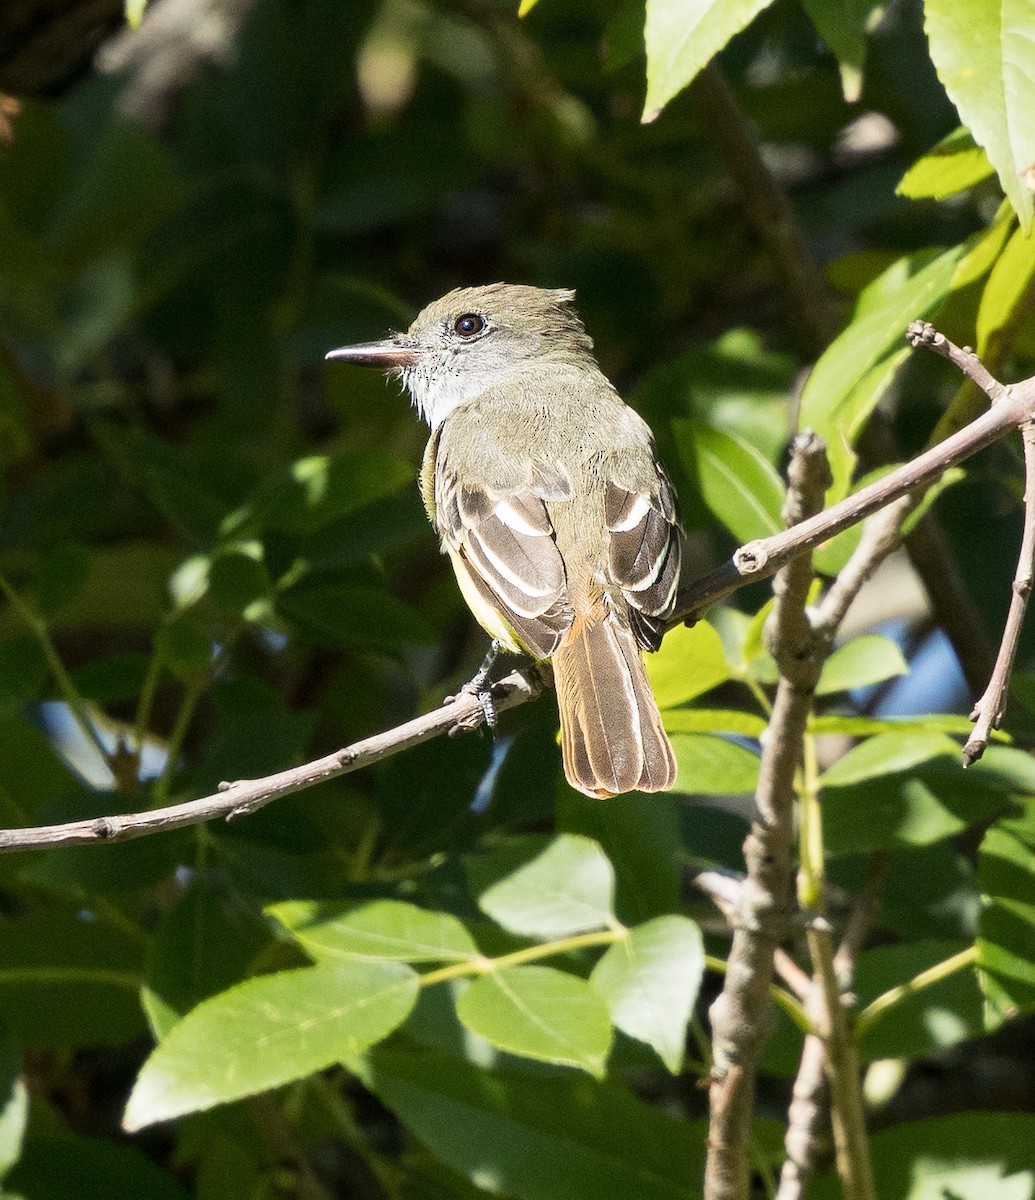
552 610 677 798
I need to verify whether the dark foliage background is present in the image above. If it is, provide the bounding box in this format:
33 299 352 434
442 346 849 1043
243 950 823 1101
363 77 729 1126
1 0 1035 1196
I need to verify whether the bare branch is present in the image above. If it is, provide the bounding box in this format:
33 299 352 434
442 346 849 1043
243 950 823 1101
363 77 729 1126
675 322 1027 622
965 417 1035 763
705 433 830 1200
0 668 543 852
2 324 1032 857
776 854 887 1200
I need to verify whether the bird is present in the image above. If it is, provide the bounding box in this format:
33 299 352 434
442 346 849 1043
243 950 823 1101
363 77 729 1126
326 283 681 797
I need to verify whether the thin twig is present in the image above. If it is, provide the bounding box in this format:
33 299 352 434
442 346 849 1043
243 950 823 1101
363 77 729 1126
690 65 841 349
964 418 1035 763
854 946 977 1037
705 434 830 1200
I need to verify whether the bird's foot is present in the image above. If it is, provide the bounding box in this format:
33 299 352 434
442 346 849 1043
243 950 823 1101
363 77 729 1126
447 640 504 736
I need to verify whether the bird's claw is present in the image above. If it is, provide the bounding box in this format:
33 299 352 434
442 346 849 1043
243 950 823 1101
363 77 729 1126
447 640 504 736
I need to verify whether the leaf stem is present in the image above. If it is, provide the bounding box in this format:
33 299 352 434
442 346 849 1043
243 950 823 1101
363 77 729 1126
0 570 114 772
152 676 206 807
854 946 978 1038
419 929 622 988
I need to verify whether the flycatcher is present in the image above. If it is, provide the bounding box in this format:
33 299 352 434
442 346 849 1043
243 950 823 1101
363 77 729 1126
326 284 680 797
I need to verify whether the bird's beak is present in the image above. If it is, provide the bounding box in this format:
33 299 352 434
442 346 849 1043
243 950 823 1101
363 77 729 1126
324 337 419 370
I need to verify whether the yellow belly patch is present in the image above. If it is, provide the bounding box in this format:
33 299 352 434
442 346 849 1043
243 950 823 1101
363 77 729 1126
446 545 528 656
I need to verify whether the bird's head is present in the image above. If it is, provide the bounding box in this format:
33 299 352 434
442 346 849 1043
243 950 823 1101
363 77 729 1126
325 283 595 427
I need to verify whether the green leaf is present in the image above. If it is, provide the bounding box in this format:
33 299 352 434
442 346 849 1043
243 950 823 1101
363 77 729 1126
206 547 270 616
642 0 778 123
823 758 1017 854
71 651 150 702
148 883 268 1018
646 620 732 709
35 543 90 617
123 962 419 1130
820 732 958 788
925 0 1035 232
6 1132 190 1200
558 791 681 923
589 916 703 1072
0 1025 27 1180
277 583 432 652
673 419 785 543
801 0 883 101
670 733 760 795
477 835 616 938
155 616 213 680
810 713 999 739
0 637 48 716
0 904 145 1048
813 1112 1035 1200
269 899 479 964
455 967 612 1076
661 707 767 737
977 224 1035 354
240 452 414 537
798 244 965 499
363 1046 706 1200
816 634 909 696
897 127 996 199
978 809 1035 1023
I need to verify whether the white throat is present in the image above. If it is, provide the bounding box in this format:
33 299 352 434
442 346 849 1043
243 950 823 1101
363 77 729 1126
400 356 520 430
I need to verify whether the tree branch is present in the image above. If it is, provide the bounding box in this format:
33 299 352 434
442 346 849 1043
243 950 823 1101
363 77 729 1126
674 321 1024 621
0 323 1030 856
964 416 1035 763
0 669 543 852
705 433 830 1200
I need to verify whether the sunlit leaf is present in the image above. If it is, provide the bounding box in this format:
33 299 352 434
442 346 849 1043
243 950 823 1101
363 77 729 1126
897 127 996 199
671 733 760 795
590 917 703 1072
455 967 612 1076
816 634 909 696
269 899 479 964
123 963 419 1129
662 707 767 737
799 244 965 500
977 224 1035 354
0 1024 27 1180
673 419 785 543
821 732 958 788
477 835 615 938
978 809 1035 1024
925 0 1035 231
643 0 778 122
647 620 732 709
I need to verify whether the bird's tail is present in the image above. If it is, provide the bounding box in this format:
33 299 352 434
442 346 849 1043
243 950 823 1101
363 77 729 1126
552 608 677 798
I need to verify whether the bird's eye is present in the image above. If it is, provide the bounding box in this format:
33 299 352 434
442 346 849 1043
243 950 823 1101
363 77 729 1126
453 313 486 338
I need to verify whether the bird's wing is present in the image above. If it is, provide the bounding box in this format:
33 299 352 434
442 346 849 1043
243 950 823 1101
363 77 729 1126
434 443 574 660
604 469 681 651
